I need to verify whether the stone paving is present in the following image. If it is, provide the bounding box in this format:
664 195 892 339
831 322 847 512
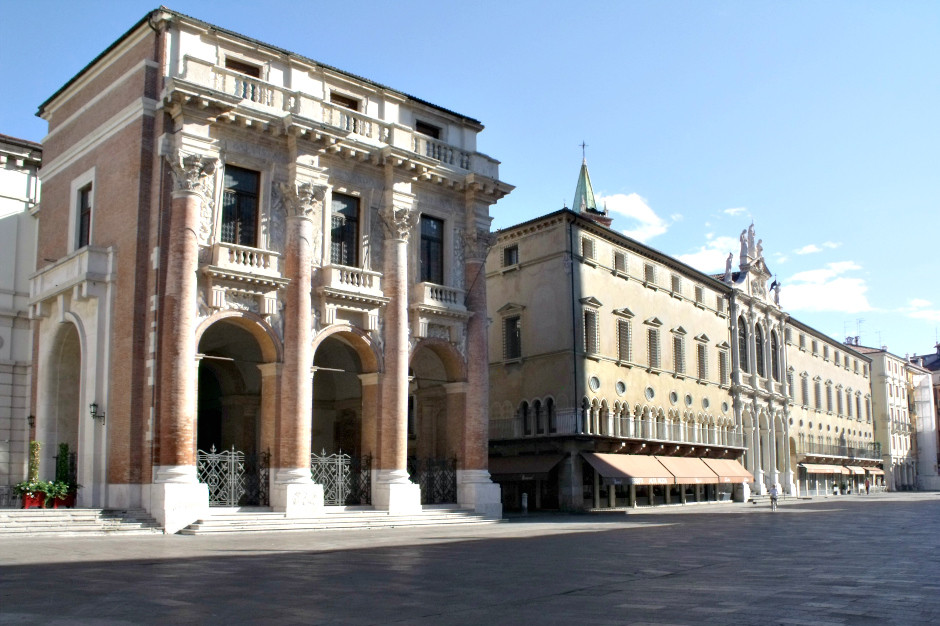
1 492 938 625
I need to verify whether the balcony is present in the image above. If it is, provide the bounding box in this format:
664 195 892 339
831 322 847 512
411 282 466 314
30 247 113 315
489 410 745 449
318 264 384 301
209 242 281 279
797 441 882 461
173 56 500 178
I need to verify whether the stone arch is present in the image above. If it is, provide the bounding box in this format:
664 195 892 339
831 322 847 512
313 322 381 374
196 310 282 364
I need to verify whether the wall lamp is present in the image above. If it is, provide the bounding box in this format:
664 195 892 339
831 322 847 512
89 403 106 424
26 415 35 428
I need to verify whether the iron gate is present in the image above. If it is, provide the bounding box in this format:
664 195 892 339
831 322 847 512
408 457 457 504
197 446 270 507
310 451 372 506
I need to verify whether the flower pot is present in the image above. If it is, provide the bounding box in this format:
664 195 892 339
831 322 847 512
22 493 45 509
56 493 77 509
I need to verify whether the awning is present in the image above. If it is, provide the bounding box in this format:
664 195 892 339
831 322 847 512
701 458 754 484
866 467 885 475
488 455 564 481
582 453 674 485
655 456 720 484
844 466 866 475
799 463 846 474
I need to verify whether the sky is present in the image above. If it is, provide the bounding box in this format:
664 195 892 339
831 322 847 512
2 0 938 358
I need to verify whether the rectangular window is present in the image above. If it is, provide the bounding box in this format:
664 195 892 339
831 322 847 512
826 385 833 413
837 389 843 416
648 328 661 369
673 335 686 374
584 310 598 353
415 120 441 139
221 165 260 247
671 274 681 295
77 183 92 248
613 251 626 273
330 193 359 266
802 377 810 406
823 345 830 361
644 263 656 284
846 393 853 418
503 245 519 267
812 340 819 355
225 58 261 77
787 371 795 400
717 296 727 314
697 344 707 380
800 334 806 350
617 320 632 362
694 286 704 304
330 91 359 111
420 215 445 284
834 351 841 366
581 237 595 260
814 381 822 410
503 316 521 360
719 350 730 385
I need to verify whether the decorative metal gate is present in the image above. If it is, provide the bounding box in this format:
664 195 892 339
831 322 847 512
197 446 270 507
408 457 457 505
310 451 372 505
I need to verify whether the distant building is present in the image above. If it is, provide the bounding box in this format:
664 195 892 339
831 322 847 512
911 344 940 486
28 8 510 531
0 134 40 505
487 161 881 511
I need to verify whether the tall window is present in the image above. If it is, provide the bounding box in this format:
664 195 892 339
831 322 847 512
755 324 765 378
503 245 518 267
547 398 556 433
673 335 686 374
770 331 780 381
330 193 359 266
420 216 444 284
786 370 795 400
801 375 809 406
718 350 730 385
584 310 598 353
221 165 260 247
647 328 661 369
503 316 521 360
520 401 531 436
617 320 632 362
644 263 656 284
613 251 626 273
581 237 595 261
738 317 749 372
814 379 822 410
697 344 708 380
77 183 92 248
826 383 833 413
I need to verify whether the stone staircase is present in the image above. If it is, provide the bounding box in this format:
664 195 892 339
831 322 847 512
179 505 502 535
0 508 163 536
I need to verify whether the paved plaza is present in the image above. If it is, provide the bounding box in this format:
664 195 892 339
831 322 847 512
1 492 939 625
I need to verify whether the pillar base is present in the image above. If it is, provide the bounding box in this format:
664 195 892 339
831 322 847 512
373 469 422 515
271 468 324 517
457 469 503 519
735 482 751 503
150 468 209 534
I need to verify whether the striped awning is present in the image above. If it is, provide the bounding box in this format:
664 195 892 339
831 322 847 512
799 463 847 474
866 467 885 475
844 466 866 475
701 458 754 483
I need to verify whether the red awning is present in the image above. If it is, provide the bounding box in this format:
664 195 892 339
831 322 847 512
582 453 675 485
654 456 720 484
701 458 754 484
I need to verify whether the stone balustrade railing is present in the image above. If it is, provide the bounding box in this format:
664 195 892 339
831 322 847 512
412 282 466 311
177 56 501 177
320 264 383 296
210 242 281 277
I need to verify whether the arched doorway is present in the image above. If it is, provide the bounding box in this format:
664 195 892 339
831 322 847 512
38 323 82 497
195 315 278 506
409 339 466 505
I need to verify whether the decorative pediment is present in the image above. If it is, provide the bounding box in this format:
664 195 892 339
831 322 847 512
498 302 526 315
694 333 709 343
716 341 731 349
579 296 603 308
644 317 663 327
671 326 687 336
613 307 635 319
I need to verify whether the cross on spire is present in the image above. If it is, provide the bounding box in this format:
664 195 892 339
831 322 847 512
579 141 588 161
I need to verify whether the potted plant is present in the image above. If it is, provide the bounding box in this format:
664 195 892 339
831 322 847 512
13 441 44 508
54 443 79 508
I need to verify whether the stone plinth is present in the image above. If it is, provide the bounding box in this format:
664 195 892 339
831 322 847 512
457 469 502 518
151 465 209 534
271 468 324 517
372 469 422 515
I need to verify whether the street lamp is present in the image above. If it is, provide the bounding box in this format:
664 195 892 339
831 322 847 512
89 403 106 424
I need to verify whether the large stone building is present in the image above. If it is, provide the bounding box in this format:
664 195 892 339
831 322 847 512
0 134 40 506
905 356 940 490
487 162 881 510
29 8 510 531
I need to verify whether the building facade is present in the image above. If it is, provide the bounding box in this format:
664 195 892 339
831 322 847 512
906 358 940 490
29 9 510 531
0 134 40 505
487 163 748 512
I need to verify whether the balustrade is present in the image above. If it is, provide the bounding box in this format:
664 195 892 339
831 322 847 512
412 282 466 310
210 242 281 277
321 263 383 295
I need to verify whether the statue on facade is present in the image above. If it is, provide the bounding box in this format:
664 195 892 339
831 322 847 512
756 238 763 260
747 222 756 258
723 253 733 282
739 229 748 263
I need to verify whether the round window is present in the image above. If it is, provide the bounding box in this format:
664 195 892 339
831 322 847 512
702 398 710 409
615 381 626 396
685 394 693 407
669 391 679 404
645 387 655 400
721 402 729 413
589 376 600 392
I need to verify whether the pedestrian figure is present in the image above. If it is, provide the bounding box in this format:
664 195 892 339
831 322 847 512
769 484 779 512
833 483 839 496
865 478 870 495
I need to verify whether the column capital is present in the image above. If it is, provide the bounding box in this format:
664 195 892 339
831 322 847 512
279 181 327 219
166 150 218 197
380 203 419 241
464 227 496 262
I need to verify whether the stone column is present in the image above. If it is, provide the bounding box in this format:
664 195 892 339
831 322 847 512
457 227 502 518
271 181 326 516
152 152 215 534
373 186 421 514
358 373 380 460
257 363 280 473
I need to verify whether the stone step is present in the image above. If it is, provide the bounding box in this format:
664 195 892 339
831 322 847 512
179 508 501 535
0 508 162 536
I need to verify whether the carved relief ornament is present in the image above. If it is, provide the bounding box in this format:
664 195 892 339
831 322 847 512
166 152 218 196
278 181 326 218
464 227 497 261
380 203 419 241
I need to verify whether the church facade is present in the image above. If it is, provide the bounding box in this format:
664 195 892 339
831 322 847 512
29 9 510 531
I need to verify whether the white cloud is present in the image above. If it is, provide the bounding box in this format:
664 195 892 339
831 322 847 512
794 244 821 255
782 262 871 313
598 193 671 243
677 235 739 273
898 299 940 322
724 207 747 216
823 241 841 250
908 298 932 308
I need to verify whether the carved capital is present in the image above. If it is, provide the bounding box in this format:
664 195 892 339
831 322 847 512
166 152 217 195
279 181 326 218
380 204 419 241
464 228 496 261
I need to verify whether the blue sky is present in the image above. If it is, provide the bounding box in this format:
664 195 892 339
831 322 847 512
2 1 938 358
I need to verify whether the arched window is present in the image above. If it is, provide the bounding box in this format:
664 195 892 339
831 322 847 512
770 330 780 381
755 324 765 378
547 398 557 433
534 399 543 434
520 401 530 436
738 316 749 372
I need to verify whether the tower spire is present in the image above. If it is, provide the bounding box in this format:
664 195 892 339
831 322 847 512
571 147 612 226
